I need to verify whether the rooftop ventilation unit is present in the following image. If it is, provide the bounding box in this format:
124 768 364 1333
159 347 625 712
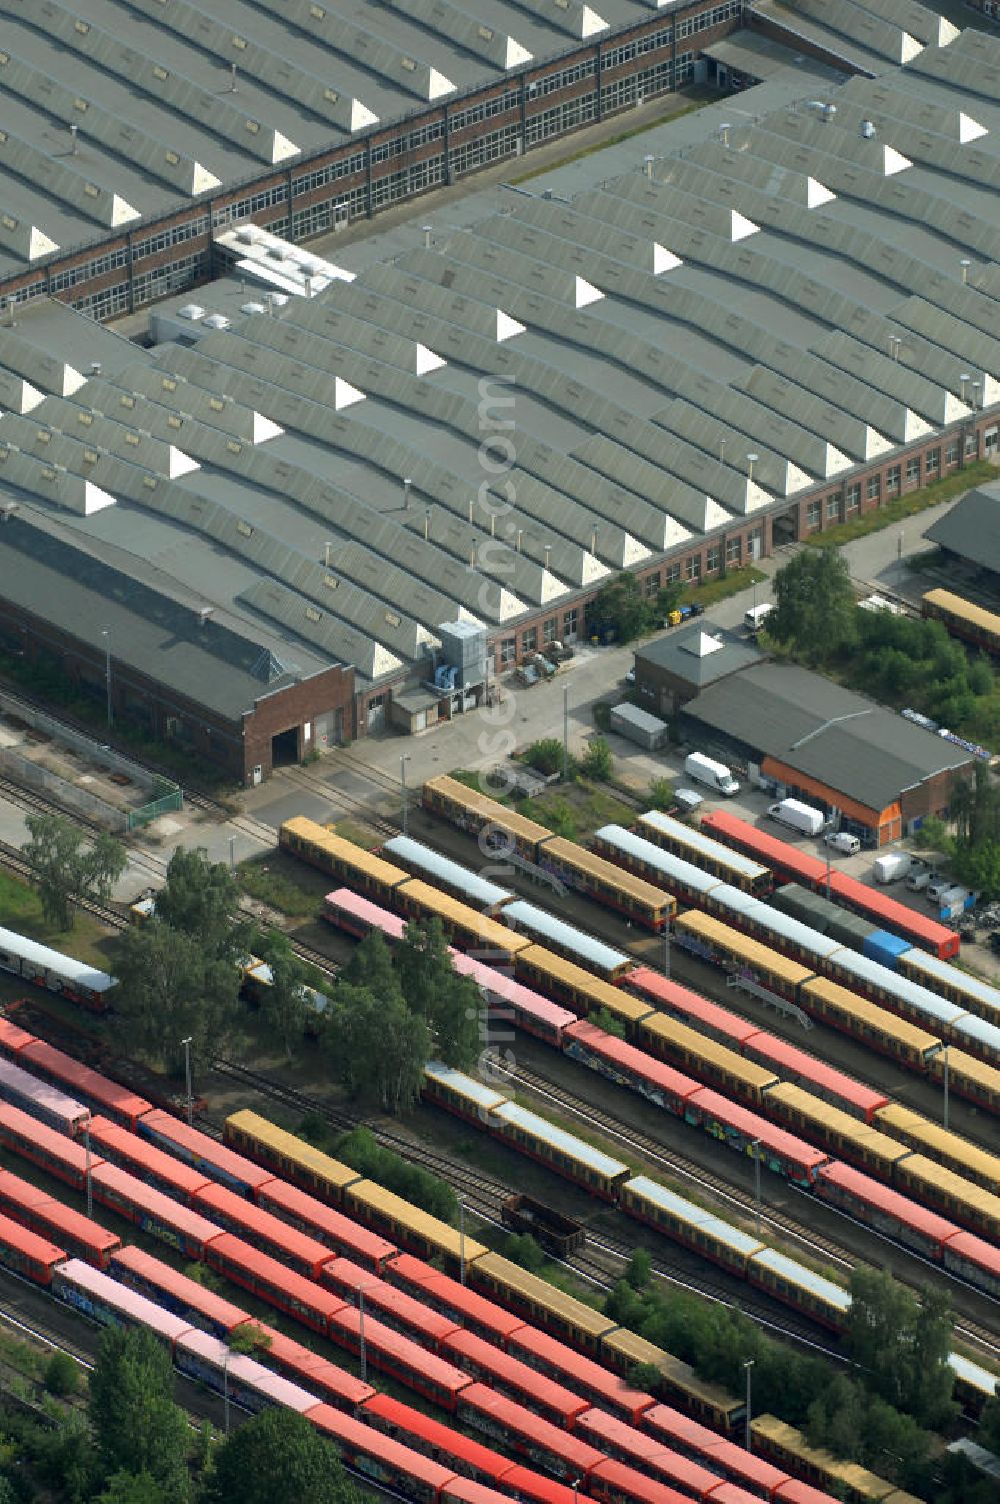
203 313 231 330
178 304 206 321
241 302 266 315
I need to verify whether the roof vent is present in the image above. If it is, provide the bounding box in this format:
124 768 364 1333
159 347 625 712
203 313 231 330
178 304 205 321
198 606 215 627
90 361 102 377
241 302 266 315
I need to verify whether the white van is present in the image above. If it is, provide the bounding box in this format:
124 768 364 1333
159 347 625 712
684 752 740 797
768 798 825 837
744 603 775 635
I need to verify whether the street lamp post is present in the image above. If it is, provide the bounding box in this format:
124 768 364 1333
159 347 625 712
663 923 670 981
181 1036 193 1127
459 1196 466 1286
562 684 569 783
101 628 112 728
85 1121 93 1220
942 1044 949 1131
400 753 412 837
359 1287 368 1384
744 1359 755 1452
223 1348 231 1436
751 1139 762 1236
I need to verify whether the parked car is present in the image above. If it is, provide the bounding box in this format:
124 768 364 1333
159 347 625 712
625 666 636 685
927 875 953 902
824 831 861 856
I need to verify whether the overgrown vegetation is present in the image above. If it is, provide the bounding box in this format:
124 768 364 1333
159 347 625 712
21 813 126 932
805 461 995 550
918 763 1000 899
587 572 682 644
335 1124 458 1222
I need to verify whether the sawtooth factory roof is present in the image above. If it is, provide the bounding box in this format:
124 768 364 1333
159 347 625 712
0 22 997 699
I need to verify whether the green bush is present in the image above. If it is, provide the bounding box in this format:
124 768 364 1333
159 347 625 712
504 1233 546 1274
43 1350 78 1397
336 1126 458 1223
581 737 613 782
524 739 571 778
648 777 674 811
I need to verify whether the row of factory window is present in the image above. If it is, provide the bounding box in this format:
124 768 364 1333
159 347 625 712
803 438 974 532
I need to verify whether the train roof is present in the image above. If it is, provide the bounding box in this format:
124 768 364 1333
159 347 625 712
193 1182 336 1269
947 1351 1000 1398
749 1248 851 1311
507 1325 652 1412
91 1163 225 1242
595 825 722 896
0 1017 37 1053
0 1207 66 1266
674 912 815 985
944 1231 1000 1278
924 588 1000 635
450 952 576 1032
424 1060 509 1115
307 1402 458 1488
258 1179 397 1264
207 1233 346 1314
519 946 653 1022
686 1089 830 1168
226 1109 360 1190
382 836 514 909
141 1110 276 1191
625 1176 765 1257
325 1257 459 1343
898 949 1000 1012
457 1383 606 1470
765 1083 912 1161
541 837 670 906
627 970 758 1044
563 1020 699 1100
637 811 770 880
897 1155 1000 1220
824 949 968 1026
324 887 407 940
0 1100 96 1168
346 1179 487 1263
641 1406 787 1492
176 1328 320 1411
87 1119 212 1197
283 818 409 883
390 1253 526 1339
247 1322 375 1407
0 927 116 992
588 1458 690 1504
742 1035 887 1117
498 1465 581 1504
400 879 530 953
19 1042 151 1123
825 871 954 950
109 1245 251 1330
701 812 828 883
640 1013 778 1092
0 1056 90 1130
950 1010 1000 1054
503 900 631 974
56 1258 193 1341
799 977 942 1049
930 1046 1000 1089
444 1329 589 1419
875 1106 1000 1183
423 776 552 844
733 896 842 960
816 1161 957 1244
492 1100 630 1181
330 1303 471 1392
362 1392 513 1481
472 1252 615 1339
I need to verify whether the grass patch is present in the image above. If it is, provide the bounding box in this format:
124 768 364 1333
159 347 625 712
524 779 635 840
805 462 995 550
679 565 767 611
509 90 715 183
331 820 382 851
0 869 118 970
236 852 327 919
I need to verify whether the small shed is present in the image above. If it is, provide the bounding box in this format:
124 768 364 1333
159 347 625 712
610 703 668 752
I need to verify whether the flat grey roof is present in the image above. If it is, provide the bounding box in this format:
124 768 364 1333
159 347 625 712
636 623 764 688
924 484 1000 577
683 663 972 810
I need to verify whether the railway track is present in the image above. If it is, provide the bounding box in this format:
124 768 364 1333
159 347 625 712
210 1058 847 1357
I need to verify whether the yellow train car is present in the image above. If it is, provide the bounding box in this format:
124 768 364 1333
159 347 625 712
621 1175 764 1275
674 911 814 1000
874 1103 1000 1195
634 812 772 898
421 774 551 861
922 587 1000 656
343 1178 487 1274
514 945 654 1033
891 1153 1000 1245
537 836 673 932
224 1109 360 1202
608 1341 746 1433
638 1011 778 1106
799 976 942 1072
764 1082 911 1180
396 878 531 961
750 1415 904 1502
469 1251 616 1356
280 817 409 899
928 1046 1000 1115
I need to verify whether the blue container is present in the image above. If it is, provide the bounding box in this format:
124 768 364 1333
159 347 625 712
863 930 909 970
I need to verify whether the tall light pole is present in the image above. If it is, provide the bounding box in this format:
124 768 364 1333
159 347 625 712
400 753 412 837
181 1036 193 1127
358 1286 369 1384
751 1139 762 1236
459 1196 466 1286
562 684 569 782
101 628 112 728
84 1120 93 1220
744 1358 755 1452
223 1347 231 1435
942 1044 949 1131
663 922 670 981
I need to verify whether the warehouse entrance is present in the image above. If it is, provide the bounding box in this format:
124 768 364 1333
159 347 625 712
271 726 299 767
772 506 798 545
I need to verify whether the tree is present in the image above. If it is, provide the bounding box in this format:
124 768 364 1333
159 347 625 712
504 1233 546 1273
587 573 682 644
768 549 856 665
43 1348 79 1396
203 1409 363 1504
324 983 429 1114
905 1284 957 1429
94 1475 171 1504
626 1248 651 1290
340 929 403 1002
524 738 569 778
21 813 127 931
89 1327 189 1502
252 931 308 1058
648 778 674 811
113 921 242 1070
154 848 244 962
395 918 479 1068
845 1267 942 1413
580 736 613 782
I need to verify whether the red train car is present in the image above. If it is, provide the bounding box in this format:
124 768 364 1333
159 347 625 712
684 1090 830 1188
17 1040 151 1130
255 1178 396 1273
562 1020 700 1116
586 1458 690 1504
626 970 758 1049
0 1170 119 1268
321 1257 458 1348
0 1208 65 1284
942 1230 1000 1302
813 1161 955 1261
245 1321 375 1411
456 1383 605 1481
193 1182 335 1280
450 951 577 1048
826 870 958 960
505 1326 654 1426
386 1252 526 1345
108 1245 251 1338
205 1233 344 1334
328 1303 472 1411
87 1118 211 1201
137 1111 274 1197
307 1403 457 1504
0 1016 38 1055
640 1403 790 1497
442 1329 589 1430
741 1036 888 1125
361 1392 518 1487
0 1102 101 1191
500 1468 583 1504
90 1163 222 1260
